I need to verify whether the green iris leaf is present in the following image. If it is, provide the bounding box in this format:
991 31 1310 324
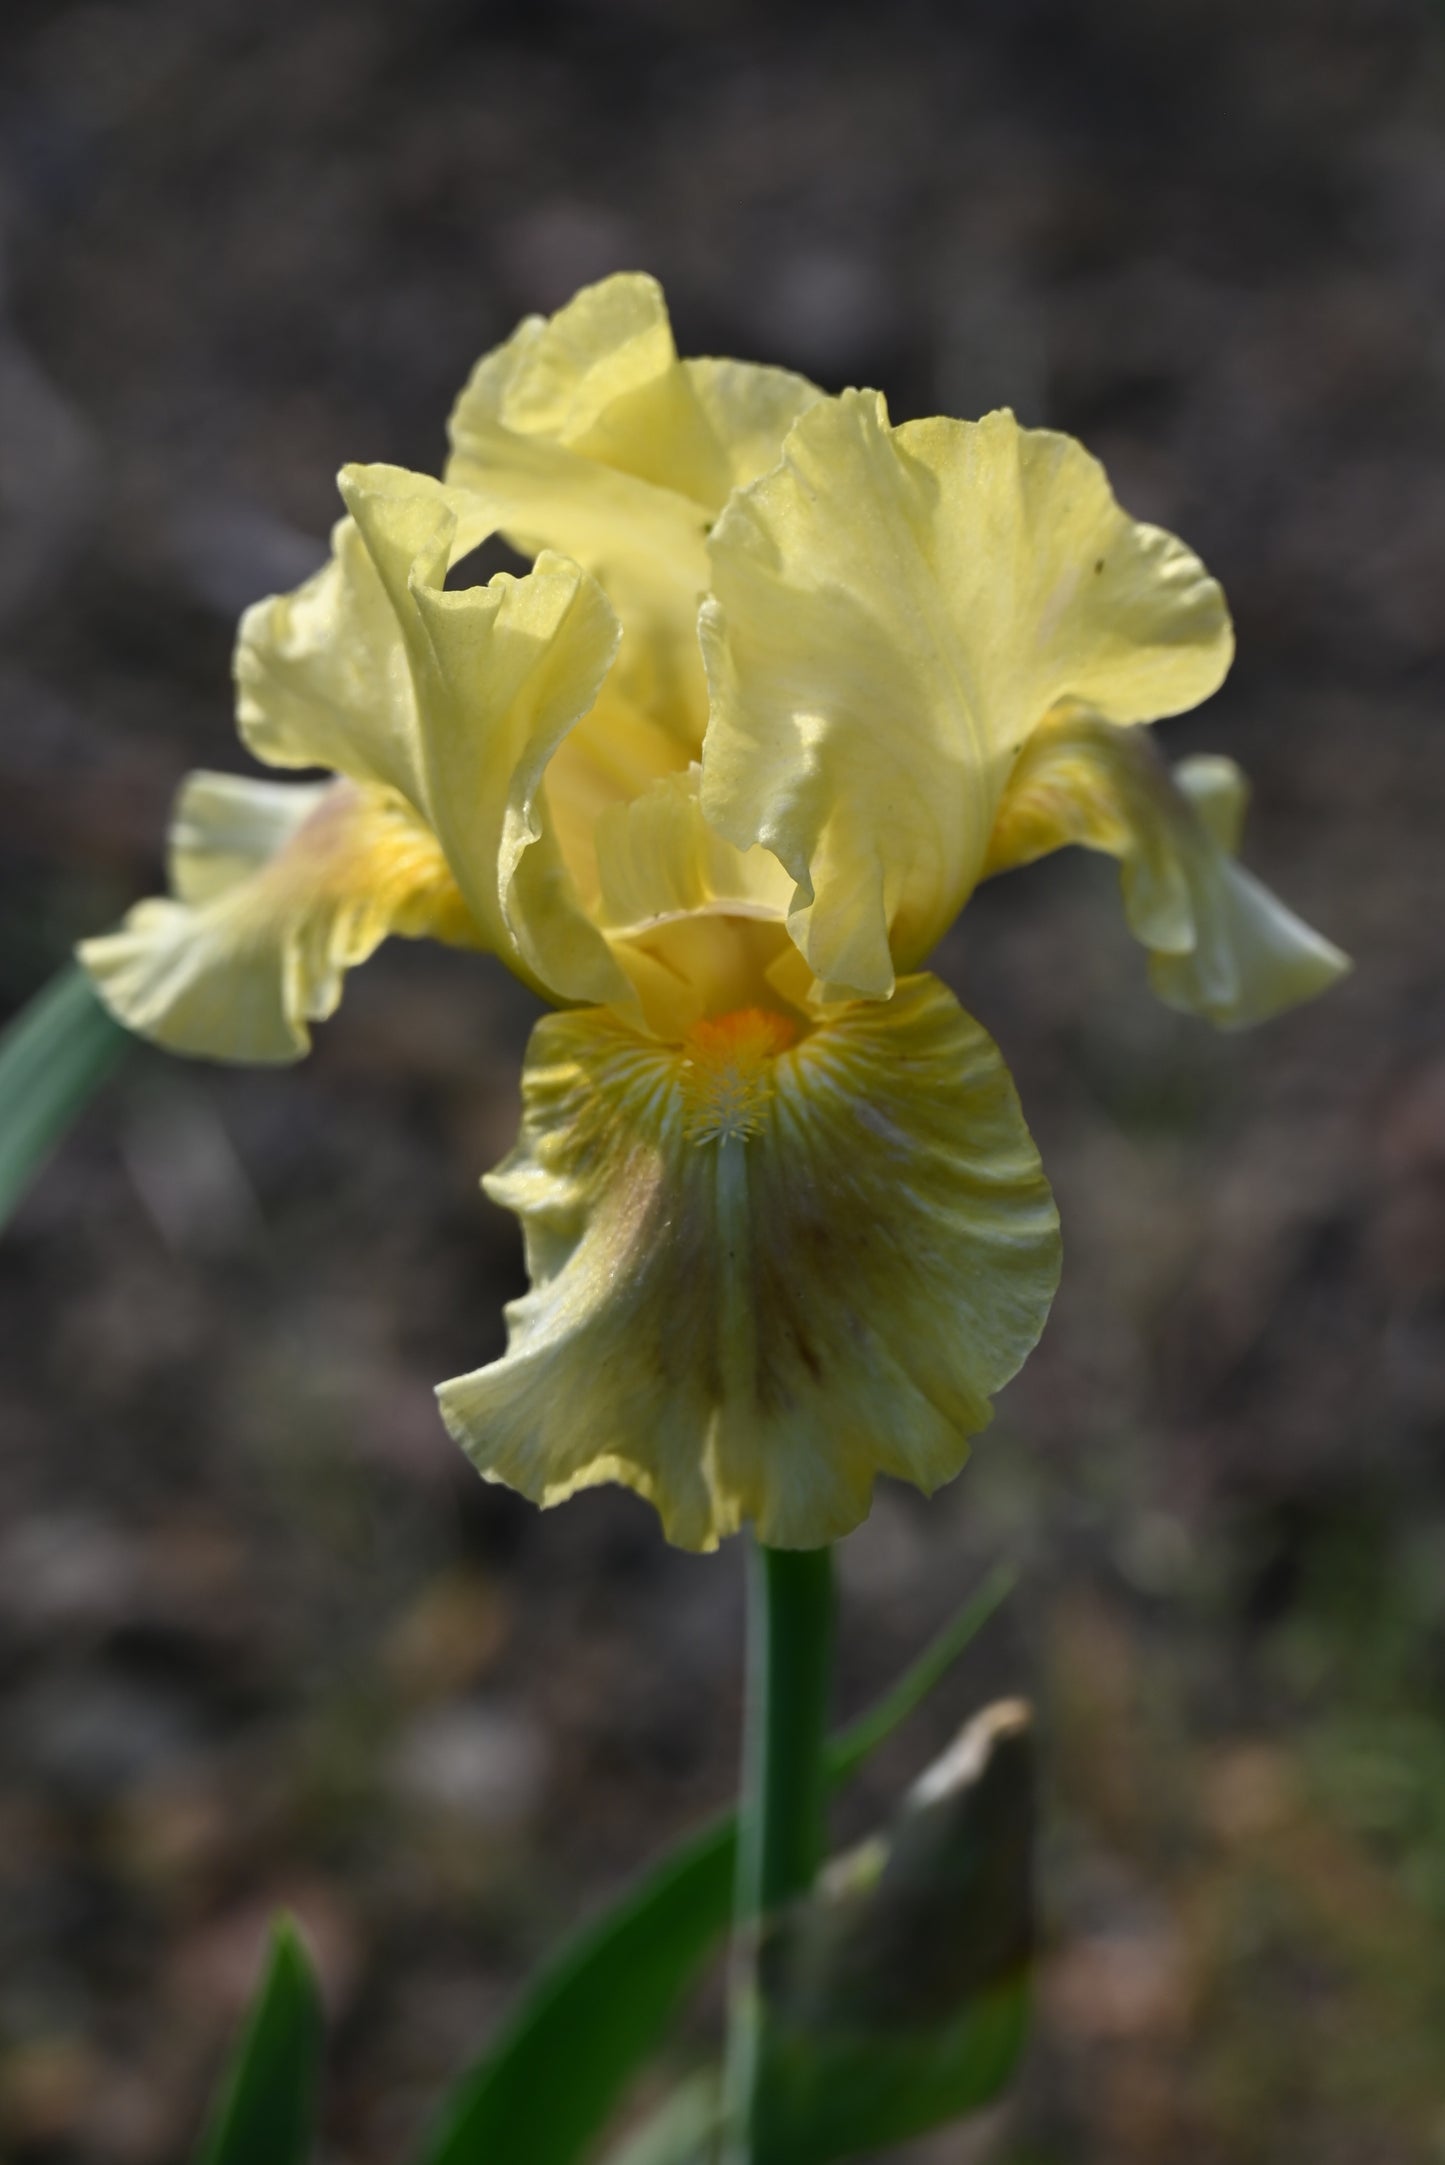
193 1917 324 2165
0 964 129 1233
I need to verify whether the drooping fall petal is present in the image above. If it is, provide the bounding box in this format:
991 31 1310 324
983 706 1350 1026
700 393 1233 999
437 973 1060 1550
80 772 477 1062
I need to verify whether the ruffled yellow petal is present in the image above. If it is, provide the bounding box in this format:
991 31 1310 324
700 393 1233 1000
448 271 821 516
437 974 1059 1551
79 772 477 1062
983 707 1350 1027
239 461 629 1011
333 464 631 1010
235 481 489 797
685 353 829 497
445 273 821 743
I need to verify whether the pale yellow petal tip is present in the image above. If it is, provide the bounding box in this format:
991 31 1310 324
986 711 1349 1035
79 773 477 1066
436 1402 733 1556
76 769 331 1063
78 918 312 1064
449 270 671 429
1166 753 1351 1027
437 1396 909 1555
436 974 1060 1552
1149 863 1352 1031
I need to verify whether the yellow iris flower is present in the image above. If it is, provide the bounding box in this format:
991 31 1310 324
80 274 1348 1551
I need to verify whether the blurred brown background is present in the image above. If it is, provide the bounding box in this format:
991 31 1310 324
1 1 1443 2159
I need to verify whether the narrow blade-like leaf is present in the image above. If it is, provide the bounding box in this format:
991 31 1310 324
417 1564 1015 2165
0 964 130 1232
194 1916 323 2165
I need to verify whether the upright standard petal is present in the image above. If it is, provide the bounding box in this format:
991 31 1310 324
438 974 1060 1551
445 273 821 742
240 462 629 1012
700 394 1233 999
983 706 1350 1027
448 272 822 517
334 465 631 1010
80 772 477 1062
235 484 488 797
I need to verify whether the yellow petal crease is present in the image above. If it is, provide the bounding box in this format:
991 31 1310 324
591 764 799 1039
700 393 1233 1000
235 478 489 797
437 973 1060 1551
593 765 793 935
983 707 1350 1027
538 678 690 916
445 272 821 743
80 771 477 1062
239 460 629 1011
336 463 631 1009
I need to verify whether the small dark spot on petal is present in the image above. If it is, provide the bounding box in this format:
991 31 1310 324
792 1326 823 1382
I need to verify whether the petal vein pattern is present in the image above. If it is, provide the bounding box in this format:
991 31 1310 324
700 393 1233 999
438 975 1061 1551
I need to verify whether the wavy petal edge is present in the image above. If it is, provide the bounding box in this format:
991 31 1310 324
438 974 1060 1550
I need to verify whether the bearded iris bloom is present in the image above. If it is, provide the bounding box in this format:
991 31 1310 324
80 274 1347 1552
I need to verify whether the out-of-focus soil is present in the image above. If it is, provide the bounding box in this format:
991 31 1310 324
2 2 1444 2160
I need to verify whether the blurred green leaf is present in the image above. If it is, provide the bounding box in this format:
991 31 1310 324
599 2074 722 2165
753 1700 1035 2163
194 1917 323 2165
421 1811 736 2165
416 1564 1015 2165
828 1561 1017 1783
0 964 129 1233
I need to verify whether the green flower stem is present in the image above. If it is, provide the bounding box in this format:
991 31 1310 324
724 1539 835 2163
